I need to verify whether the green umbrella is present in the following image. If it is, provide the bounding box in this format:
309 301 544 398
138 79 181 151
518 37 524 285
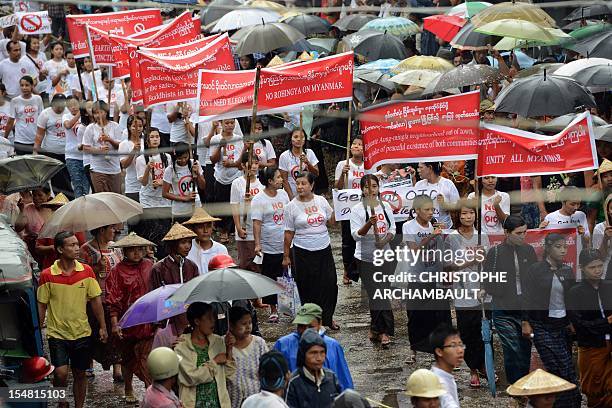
359 17 420 40
446 1 491 19
569 23 611 41
476 19 556 42
0 154 64 195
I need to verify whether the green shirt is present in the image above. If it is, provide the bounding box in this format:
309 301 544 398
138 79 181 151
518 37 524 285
194 344 221 408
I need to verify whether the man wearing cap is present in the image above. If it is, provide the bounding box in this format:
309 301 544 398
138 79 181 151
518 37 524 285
405 369 446 408
106 232 157 403
151 223 200 289
273 303 353 391
480 100 495 122
183 207 228 275
242 351 291 408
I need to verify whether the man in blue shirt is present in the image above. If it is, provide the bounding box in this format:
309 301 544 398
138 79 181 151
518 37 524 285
273 303 354 391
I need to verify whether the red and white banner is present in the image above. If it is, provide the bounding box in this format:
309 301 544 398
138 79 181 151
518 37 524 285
136 34 234 107
16 11 51 35
197 52 354 121
478 111 598 177
360 92 480 170
67 9 162 58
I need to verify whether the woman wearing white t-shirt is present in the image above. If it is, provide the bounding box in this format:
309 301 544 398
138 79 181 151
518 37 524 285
246 118 276 168
231 152 264 272
63 96 90 197
82 101 123 193
119 116 144 202
467 176 510 235
283 172 339 330
162 142 205 222
5 76 44 155
350 174 395 346
42 42 70 98
278 129 320 200
0 84 13 158
99 71 128 126
24 37 48 94
415 161 460 229
592 196 612 277
252 166 290 322
335 136 365 286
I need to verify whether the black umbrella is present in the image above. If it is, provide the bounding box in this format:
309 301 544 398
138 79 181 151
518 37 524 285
283 14 331 36
450 22 500 51
231 22 305 56
566 30 612 58
424 64 502 94
494 73 597 117
333 14 377 32
342 30 408 61
200 0 241 27
276 38 328 53
564 4 611 22
355 69 396 92
0 155 64 194
562 19 602 31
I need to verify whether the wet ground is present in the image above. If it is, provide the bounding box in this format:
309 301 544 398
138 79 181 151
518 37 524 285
57 225 585 407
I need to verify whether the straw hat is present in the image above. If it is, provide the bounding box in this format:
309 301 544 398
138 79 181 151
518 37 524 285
267 55 285 68
298 52 313 62
183 207 221 226
42 193 69 207
595 159 612 176
111 232 156 248
506 369 577 397
162 222 197 241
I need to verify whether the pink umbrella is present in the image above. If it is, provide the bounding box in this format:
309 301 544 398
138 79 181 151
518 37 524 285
424 15 467 42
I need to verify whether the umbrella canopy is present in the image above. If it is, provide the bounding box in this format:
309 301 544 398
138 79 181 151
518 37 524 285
564 4 611 22
514 63 564 78
470 2 556 28
554 57 611 76
232 22 305 55
245 0 287 13
167 267 285 304
276 38 325 53
392 55 454 74
447 1 491 19
342 30 408 61
564 64 612 88
282 13 331 36
595 125 612 142
360 17 420 40
423 64 502 94
306 37 338 54
0 155 64 195
200 0 241 27
333 14 377 32
359 58 399 73
566 30 612 58
493 28 570 50
355 69 396 92
391 69 441 87
450 21 498 50
212 8 281 33
562 19 602 31
423 15 466 42
568 23 611 42
494 74 597 117
481 308 496 397
476 19 556 42
538 113 608 133
118 284 187 329
39 192 143 238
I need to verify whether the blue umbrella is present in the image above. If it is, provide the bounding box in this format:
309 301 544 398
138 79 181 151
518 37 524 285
481 303 496 397
359 59 399 74
119 284 187 328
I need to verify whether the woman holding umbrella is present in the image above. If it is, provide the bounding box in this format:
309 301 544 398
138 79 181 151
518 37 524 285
106 232 156 403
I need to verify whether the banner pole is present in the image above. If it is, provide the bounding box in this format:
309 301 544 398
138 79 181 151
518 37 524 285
85 25 100 102
75 60 86 103
344 101 352 189
475 158 481 246
244 66 261 226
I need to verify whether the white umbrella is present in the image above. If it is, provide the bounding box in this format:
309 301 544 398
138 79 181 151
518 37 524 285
212 8 281 33
390 69 442 87
554 57 612 77
39 192 143 238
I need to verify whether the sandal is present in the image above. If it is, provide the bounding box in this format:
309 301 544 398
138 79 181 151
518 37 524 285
124 393 138 404
328 321 341 331
268 313 279 323
342 276 352 286
470 374 481 388
380 334 391 348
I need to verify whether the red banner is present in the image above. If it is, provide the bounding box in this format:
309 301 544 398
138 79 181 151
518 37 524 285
137 34 234 108
478 112 598 177
67 9 162 58
360 92 480 170
197 52 354 121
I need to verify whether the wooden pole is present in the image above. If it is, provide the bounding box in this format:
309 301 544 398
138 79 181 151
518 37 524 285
75 60 86 103
244 66 261 225
344 102 353 189
475 158 481 246
85 25 100 101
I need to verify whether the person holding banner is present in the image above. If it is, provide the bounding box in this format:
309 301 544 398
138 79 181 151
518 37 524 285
522 233 582 408
5 75 44 155
468 176 510 235
99 71 128 128
541 186 591 248
350 174 396 347
77 57 103 102
414 162 460 229
279 129 320 201
252 166 290 323
283 172 339 331
167 102 196 145
336 136 365 286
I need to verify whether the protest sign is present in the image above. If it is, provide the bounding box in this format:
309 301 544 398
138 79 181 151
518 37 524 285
197 52 354 121
67 9 162 58
0 14 17 29
377 179 446 223
13 0 38 12
16 11 50 35
478 111 598 177
332 189 362 221
360 92 480 170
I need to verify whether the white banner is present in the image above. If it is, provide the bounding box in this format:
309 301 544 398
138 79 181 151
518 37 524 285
332 189 362 221
0 14 16 28
16 11 51 35
379 179 444 222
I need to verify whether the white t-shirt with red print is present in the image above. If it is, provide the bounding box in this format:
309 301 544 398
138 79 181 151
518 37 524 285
284 195 333 251
251 189 290 254
278 149 319 197
230 176 263 241
334 159 365 190
0 102 11 141
136 153 172 209
210 133 243 185
10 95 44 144
37 107 67 154
163 160 201 216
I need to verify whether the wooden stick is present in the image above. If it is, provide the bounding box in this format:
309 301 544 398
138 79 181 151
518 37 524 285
85 25 100 101
244 66 261 226
344 102 353 189
475 158 481 246
75 60 86 103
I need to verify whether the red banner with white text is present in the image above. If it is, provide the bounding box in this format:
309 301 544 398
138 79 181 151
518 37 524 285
360 92 480 170
197 52 354 121
478 111 598 177
137 34 234 108
67 9 162 58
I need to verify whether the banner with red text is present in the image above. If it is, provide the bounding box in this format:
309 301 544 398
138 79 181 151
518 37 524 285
360 91 480 170
478 111 598 177
197 52 354 121
137 34 234 107
67 9 162 58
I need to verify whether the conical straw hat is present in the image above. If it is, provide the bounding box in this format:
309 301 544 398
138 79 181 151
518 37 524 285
111 232 156 248
183 207 221 225
162 222 197 242
298 51 313 61
506 369 577 397
267 55 285 68
42 193 69 207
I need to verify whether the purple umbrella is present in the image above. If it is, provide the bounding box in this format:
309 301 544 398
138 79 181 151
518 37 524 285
118 284 187 329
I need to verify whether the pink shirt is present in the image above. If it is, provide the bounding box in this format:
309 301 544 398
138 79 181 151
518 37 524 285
142 383 182 408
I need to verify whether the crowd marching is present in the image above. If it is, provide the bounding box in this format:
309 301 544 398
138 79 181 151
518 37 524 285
0 0 610 408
